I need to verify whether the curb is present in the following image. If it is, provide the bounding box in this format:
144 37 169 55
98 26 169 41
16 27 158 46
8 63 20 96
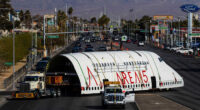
0 96 7 108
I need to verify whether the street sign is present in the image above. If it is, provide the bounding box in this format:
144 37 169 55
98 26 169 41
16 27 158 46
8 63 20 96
140 30 149 33
153 16 173 20
4 62 13 66
121 35 127 42
189 33 200 36
48 36 59 38
180 4 199 13
159 27 168 30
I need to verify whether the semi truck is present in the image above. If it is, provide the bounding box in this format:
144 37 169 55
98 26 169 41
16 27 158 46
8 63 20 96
12 71 69 99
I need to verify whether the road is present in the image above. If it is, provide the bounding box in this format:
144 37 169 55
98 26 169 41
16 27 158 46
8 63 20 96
0 39 199 110
123 42 200 110
0 96 137 110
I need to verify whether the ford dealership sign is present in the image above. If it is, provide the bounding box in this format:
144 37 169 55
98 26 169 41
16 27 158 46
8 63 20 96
180 4 199 13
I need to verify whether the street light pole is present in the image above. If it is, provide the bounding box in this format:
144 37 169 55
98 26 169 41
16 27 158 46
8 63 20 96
12 19 15 90
43 15 47 57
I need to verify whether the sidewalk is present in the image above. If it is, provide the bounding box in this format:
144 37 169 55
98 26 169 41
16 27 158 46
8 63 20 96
135 94 191 110
0 59 27 90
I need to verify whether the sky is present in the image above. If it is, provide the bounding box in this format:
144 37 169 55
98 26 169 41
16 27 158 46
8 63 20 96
11 0 200 20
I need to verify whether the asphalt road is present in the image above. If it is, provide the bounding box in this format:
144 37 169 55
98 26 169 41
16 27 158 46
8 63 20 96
0 39 199 110
123 42 200 110
0 96 137 110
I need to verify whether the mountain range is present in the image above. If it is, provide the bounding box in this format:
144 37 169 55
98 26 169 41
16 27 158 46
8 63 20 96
11 0 200 19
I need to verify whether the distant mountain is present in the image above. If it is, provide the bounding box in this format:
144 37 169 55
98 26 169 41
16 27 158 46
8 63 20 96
11 0 200 19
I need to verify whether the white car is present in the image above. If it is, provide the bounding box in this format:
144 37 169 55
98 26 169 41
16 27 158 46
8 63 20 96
170 46 183 51
176 48 193 55
138 41 145 46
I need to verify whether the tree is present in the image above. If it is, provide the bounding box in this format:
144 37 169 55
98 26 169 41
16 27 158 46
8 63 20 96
57 10 67 30
98 15 110 27
19 10 24 21
24 10 32 28
138 15 152 29
68 7 73 17
0 0 15 31
90 17 97 23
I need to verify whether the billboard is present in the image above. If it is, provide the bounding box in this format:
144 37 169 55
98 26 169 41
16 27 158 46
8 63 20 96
153 16 173 20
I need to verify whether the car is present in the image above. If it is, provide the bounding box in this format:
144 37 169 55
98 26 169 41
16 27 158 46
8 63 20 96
132 40 138 44
138 41 145 46
176 48 193 55
91 37 96 42
75 42 81 47
85 47 94 52
114 37 120 41
85 38 90 43
85 44 93 48
170 46 183 51
98 46 107 51
127 39 131 43
41 57 51 61
36 60 48 71
72 46 82 53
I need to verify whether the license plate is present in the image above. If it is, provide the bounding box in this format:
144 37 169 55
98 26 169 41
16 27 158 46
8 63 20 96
16 93 34 98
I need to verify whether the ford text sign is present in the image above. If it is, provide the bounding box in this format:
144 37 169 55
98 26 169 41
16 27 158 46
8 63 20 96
180 4 199 13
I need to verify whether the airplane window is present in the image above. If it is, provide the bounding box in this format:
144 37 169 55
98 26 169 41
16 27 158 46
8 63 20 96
95 87 96 90
128 85 130 88
107 63 109 66
136 85 137 88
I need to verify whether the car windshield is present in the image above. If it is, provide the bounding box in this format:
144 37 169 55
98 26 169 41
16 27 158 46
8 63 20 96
106 88 122 93
25 76 38 81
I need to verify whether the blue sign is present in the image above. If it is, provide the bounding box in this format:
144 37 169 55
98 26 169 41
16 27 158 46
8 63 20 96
180 4 199 13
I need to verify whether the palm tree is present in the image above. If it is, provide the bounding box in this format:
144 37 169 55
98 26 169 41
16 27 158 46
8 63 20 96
68 7 73 17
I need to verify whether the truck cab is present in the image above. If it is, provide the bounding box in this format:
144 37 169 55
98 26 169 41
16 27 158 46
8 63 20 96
101 80 135 108
13 71 58 99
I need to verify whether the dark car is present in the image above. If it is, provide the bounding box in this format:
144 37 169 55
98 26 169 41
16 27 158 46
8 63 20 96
91 37 96 42
72 46 82 53
41 57 51 61
75 41 81 47
85 44 93 48
98 46 107 51
36 60 48 71
85 47 94 52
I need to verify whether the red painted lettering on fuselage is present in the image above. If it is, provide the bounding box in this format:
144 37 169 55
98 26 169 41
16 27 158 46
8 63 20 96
87 66 98 87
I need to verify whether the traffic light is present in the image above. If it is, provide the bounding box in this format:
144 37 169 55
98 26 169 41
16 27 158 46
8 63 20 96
170 28 173 34
152 27 155 33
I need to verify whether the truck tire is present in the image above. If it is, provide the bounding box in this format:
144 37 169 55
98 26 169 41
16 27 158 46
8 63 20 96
121 105 125 109
35 92 40 99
